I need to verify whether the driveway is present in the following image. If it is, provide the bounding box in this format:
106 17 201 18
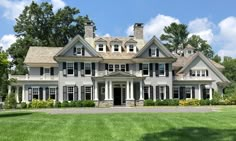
28 106 220 114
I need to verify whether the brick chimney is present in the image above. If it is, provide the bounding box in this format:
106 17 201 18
134 23 144 39
84 21 95 38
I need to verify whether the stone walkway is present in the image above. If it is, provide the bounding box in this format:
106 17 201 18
28 106 220 114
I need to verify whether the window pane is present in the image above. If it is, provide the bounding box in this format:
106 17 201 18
115 64 119 71
151 48 156 56
129 45 134 52
202 70 206 76
173 87 179 98
197 70 200 76
45 68 50 73
67 63 74 75
185 87 191 98
77 47 81 54
114 45 119 51
50 88 56 99
143 64 149 75
85 87 91 100
32 88 39 99
144 86 149 100
85 63 91 75
121 64 126 71
159 64 165 75
98 44 103 51
109 64 113 72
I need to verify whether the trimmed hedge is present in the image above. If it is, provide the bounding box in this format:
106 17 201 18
155 99 179 106
144 99 155 106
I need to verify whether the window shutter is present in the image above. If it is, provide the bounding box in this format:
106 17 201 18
206 69 208 76
74 86 78 101
139 63 142 70
150 63 153 77
80 62 84 77
91 86 94 100
73 47 76 55
39 87 43 100
74 62 78 76
92 63 95 76
155 63 159 77
105 64 108 70
50 67 54 76
189 69 192 76
56 87 58 101
63 62 67 77
165 63 169 77
166 85 169 99
180 87 185 99
149 48 152 57
192 87 195 99
150 85 153 100
172 70 175 76
156 86 159 99
63 86 67 101
156 48 159 57
40 67 44 76
81 86 84 100
126 64 129 71
28 88 32 101
45 87 49 100
82 47 85 56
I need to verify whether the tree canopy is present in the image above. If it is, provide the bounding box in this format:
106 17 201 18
8 1 92 74
0 51 9 96
160 23 214 58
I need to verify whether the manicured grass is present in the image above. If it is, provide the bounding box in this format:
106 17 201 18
0 107 236 141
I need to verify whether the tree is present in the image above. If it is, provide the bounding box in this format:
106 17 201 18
0 51 9 97
8 1 92 74
212 54 221 63
187 35 214 58
160 23 189 53
160 23 214 58
222 57 236 82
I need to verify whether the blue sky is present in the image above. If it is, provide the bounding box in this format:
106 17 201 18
0 0 236 57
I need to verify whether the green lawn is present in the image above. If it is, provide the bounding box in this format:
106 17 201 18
0 107 236 141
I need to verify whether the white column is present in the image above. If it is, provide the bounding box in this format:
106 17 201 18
8 85 12 95
209 85 213 100
109 80 113 100
198 84 201 100
95 63 98 76
16 86 19 103
105 80 109 100
126 80 130 100
22 85 25 102
140 81 144 100
43 88 46 100
153 86 156 101
94 81 98 100
130 79 134 100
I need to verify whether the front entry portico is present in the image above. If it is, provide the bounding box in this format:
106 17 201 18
113 83 126 106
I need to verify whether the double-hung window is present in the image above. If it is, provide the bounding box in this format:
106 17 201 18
98 44 104 52
173 87 179 99
142 64 149 76
108 64 113 72
201 70 206 77
67 86 74 101
76 46 82 55
121 64 126 72
67 63 74 76
159 64 165 76
151 47 156 57
129 45 134 52
197 70 201 76
84 63 91 75
85 86 92 100
115 64 120 71
114 44 119 52
32 88 39 99
185 87 191 99
144 86 149 100
49 88 56 99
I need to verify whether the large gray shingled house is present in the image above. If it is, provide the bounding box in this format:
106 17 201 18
8 22 230 107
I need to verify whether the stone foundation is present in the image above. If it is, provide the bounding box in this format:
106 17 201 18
97 100 113 107
135 100 144 107
126 100 135 107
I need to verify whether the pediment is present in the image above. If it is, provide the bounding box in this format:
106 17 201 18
104 71 136 77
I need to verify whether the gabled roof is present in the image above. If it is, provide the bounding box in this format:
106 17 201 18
134 36 175 58
24 47 63 64
125 38 137 44
178 52 230 83
95 38 107 42
110 38 122 43
104 71 136 77
56 35 101 57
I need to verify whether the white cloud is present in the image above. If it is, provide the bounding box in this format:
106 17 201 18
0 0 33 20
217 16 236 58
188 18 214 44
102 33 111 37
126 14 180 40
0 34 17 51
51 0 66 12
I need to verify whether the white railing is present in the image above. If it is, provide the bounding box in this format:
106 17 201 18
174 76 212 81
9 74 58 81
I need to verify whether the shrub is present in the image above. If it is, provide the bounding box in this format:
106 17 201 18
82 100 95 107
75 101 83 107
54 101 61 108
200 99 210 105
46 99 54 108
69 101 77 107
61 101 69 107
27 103 32 108
4 93 17 109
179 99 200 106
144 99 155 106
31 99 47 108
21 102 27 109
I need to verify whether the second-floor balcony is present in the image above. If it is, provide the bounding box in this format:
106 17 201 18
9 74 58 81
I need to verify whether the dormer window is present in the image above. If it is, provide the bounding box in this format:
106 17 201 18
98 44 104 52
128 44 136 53
114 44 119 52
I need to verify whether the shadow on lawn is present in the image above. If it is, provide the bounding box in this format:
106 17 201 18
0 112 32 118
139 127 236 141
